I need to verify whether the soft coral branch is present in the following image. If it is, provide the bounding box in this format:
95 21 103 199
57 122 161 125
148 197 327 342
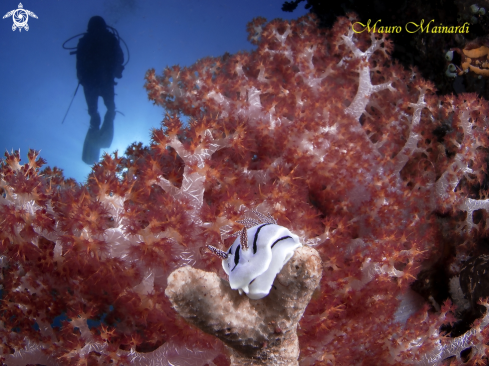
2 13 489 366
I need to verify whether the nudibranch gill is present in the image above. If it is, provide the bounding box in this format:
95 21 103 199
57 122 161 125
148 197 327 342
207 210 302 300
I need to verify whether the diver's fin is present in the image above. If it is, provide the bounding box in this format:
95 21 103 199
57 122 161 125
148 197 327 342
99 111 115 148
82 127 101 165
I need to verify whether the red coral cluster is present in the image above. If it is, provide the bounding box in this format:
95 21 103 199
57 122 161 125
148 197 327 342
2 14 489 366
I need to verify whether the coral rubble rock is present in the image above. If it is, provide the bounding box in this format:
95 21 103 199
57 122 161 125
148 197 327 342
165 246 322 365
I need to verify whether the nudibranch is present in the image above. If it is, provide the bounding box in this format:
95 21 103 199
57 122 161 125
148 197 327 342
207 210 302 299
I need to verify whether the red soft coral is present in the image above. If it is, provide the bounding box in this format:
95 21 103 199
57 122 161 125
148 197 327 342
2 14 489 366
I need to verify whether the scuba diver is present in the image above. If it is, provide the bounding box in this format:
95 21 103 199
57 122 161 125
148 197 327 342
64 16 125 165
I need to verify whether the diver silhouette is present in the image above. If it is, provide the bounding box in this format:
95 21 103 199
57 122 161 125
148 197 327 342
76 16 124 165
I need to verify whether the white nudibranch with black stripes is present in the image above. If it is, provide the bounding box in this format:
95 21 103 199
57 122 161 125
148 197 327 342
207 210 302 299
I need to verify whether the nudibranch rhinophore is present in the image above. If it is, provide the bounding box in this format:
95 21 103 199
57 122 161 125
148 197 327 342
207 210 302 299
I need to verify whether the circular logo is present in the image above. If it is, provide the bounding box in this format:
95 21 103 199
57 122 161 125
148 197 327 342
12 9 28 29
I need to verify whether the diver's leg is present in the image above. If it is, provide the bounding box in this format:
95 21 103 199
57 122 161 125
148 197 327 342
84 85 101 129
99 84 115 148
82 85 101 164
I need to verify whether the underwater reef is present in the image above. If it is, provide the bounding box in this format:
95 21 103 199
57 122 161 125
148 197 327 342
2 13 489 366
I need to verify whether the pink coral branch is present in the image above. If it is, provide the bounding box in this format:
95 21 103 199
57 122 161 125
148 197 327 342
2 13 489 366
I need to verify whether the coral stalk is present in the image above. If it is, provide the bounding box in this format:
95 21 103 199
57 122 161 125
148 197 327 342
165 246 322 365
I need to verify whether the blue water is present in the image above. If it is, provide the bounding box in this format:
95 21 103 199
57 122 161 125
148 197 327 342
0 0 308 183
